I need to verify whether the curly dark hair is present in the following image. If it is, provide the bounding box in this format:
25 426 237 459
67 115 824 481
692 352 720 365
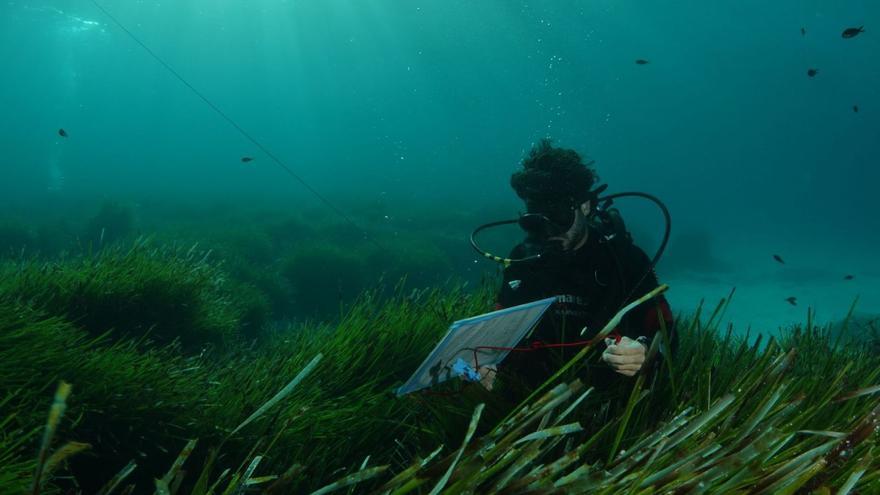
510 139 598 207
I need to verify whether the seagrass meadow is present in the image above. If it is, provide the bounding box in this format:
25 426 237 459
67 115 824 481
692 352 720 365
1 232 879 494
3 0 880 493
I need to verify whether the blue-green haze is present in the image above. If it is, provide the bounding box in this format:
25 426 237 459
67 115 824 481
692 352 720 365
1 0 878 329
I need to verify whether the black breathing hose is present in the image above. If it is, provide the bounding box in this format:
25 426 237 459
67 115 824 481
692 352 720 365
595 191 671 270
469 191 672 271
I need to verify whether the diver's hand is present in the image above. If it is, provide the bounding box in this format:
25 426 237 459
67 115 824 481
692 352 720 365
478 365 497 391
602 336 647 377
547 201 591 250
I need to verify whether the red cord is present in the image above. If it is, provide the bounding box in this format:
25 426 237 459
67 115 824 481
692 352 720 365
413 329 622 399
472 329 621 371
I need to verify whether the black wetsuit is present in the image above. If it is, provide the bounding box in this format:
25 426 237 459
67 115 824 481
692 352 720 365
494 224 673 391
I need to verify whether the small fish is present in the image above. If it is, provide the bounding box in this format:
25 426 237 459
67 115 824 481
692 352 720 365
241 156 254 163
801 27 806 36
635 59 650 65
785 296 797 306
841 26 865 39
807 68 819 78
853 105 859 113
58 128 68 138
773 254 785 264
844 274 854 280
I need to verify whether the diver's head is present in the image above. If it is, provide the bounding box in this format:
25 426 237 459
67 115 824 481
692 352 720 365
510 139 598 239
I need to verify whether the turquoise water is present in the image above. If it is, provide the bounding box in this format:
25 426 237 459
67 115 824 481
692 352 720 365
1 0 878 329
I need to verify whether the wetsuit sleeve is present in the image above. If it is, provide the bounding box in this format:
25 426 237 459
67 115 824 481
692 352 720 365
620 243 676 353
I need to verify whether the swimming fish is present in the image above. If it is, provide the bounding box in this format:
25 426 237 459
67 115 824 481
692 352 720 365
773 254 785 264
58 128 68 138
801 27 806 36
807 68 819 78
842 26 865 39
844 274 854 280
785 297 797 306
853 105 859 113
635 59 650 65
241 157 254 163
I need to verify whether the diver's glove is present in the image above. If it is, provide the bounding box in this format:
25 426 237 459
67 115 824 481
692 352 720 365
601 336 648 377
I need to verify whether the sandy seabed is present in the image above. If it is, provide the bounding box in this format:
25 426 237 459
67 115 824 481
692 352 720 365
661 236 879 337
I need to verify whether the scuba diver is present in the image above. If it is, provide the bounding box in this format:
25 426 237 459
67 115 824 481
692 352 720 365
470 139 674 392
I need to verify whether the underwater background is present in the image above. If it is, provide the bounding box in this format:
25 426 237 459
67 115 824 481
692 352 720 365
2 1 880 493
2 0 878 332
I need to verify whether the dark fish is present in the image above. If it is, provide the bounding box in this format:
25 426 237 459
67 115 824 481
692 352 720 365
801 27 806 36
785 296 797 306
773 254 785 264
635 59 650 65
844 274 854 280
58 128 68 138
807 68 819 78
241 157 254 163
842 26 865 39
853 105 859 113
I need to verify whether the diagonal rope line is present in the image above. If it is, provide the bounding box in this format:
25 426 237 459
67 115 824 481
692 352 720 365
90 0 382 250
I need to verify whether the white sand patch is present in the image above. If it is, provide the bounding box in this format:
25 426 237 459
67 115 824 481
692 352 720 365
658 237 878 337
